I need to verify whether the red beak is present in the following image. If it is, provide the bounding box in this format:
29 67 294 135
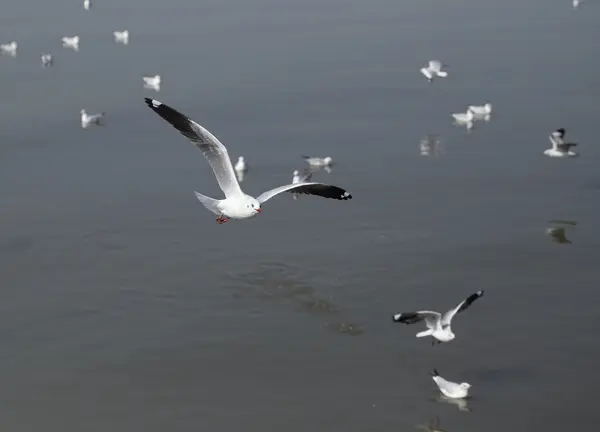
256 208 262 213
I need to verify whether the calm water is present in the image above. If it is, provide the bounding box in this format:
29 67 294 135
1 0 599 430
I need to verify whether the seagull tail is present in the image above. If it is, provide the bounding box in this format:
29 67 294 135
416 329 434 338
193 191 221 215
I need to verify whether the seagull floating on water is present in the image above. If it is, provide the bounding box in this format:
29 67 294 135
41 54 53 67
420 61 448 82
468 103 492 117
544 128 578 157
392 290 484 345
0 41 18 56
452 109 474 130
80 109 105 128
303 156 333 168
83 0 91 10
431 369 471 399
113 30 129 45
62 36 80 51
144 98 352 224
143 74 161 91
292 169 313 200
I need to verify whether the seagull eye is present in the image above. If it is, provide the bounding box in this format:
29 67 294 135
251 204 254 208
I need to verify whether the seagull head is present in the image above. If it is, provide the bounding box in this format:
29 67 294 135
323 156 333 165
245 197 262 216
459 383 471 391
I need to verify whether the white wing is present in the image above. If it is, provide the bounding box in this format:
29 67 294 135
144 98 243 198
441 290 484 326
256 182 352 204
393 310 442 330
433 375 462 395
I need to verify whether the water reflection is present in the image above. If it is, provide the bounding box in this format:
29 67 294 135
434 395 471 412
546 220 577 244
420 134 444 156
417 416 447 432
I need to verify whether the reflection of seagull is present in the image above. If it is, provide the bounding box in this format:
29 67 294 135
80 109 105 128
420 60 448 82
546 227 571 244
392 290 484 345
144 98 352 224
417 416 447 432
41 53 53 67
62 36 80 51
143 74 161 91
420 134 443 156
544 128 578 157
436 394 471 412
292 169 313 200
431 369 470 399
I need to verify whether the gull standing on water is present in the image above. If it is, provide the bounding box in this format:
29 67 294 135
431 369 471 399
113 30 129 45
392 290 484 345
420 60 448 82
41 54 53 66
143 74 161 91
544 128 578 157
80 109 105 128
62 36 80 51
0 41 18 56
144 98 352 224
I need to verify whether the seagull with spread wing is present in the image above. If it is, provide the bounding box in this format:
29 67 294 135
144 98 352 224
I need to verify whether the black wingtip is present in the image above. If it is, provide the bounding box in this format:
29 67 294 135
430 369 439 377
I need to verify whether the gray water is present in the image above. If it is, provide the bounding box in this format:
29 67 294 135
1 0 600 430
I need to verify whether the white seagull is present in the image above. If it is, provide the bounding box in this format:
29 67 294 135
0 41 18 56
392 290 484 345
420 60 448 82
62 36 80 51
573 0 585 8
234 156 247 173
80 109 105 128
431 369 471 399
544 128 578 157
292 169 313 200
113 30 129 45
143 74 161 91
144 98 352 224
41 53 53 67
452 109 474 130
468 103 492 117
303 155 333 167
83 0 91 10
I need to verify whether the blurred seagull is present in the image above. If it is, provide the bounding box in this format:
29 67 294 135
544 128 578 157
62 36 80 51
41 53 53 66
292 169 313 200
420 60 448 82
113 30 129 45
143 74 161 91
0 41 18 56
80 109 105 128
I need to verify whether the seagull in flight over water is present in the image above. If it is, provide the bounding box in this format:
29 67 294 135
144 98 352 224
392 290 484 345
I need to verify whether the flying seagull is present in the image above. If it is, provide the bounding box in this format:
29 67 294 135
144 98 352 224
80 109 105 128
544 128 578 157
392 290 484 344
431 369 471 399
420 60 448 82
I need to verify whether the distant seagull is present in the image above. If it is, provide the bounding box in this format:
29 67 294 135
113 30 129 45
143 74 161 91
292 169 313 200
392 290 484 345
417 416 447 432
80 109 105 128
573 0 585 8
303 156 333 168
431 369 471 399
234 156 247 183
544 128 578 157
546 227 571 244
420 134 443 156
144 98 352 224
420 60 448 82
83 0 91 10
468 103 492 121
41 54 53 67
62 36 80 51
452 109 474 130
0 41 17 56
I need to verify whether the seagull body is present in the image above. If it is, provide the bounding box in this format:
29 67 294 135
431 369 470 399
144 98 352 224
392 290 484 344
41 54 53 66
292 169 313 200
468 103 492 116
143 74 161 91
544 128 578 157
113 30 129 45
452 110 474 130
420 60 448 82
62 36 80 51
83 0 91 10
0 41 18 56
303 156 333 167
80 109 105 128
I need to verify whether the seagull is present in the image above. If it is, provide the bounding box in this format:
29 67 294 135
546 227 571 244
392 290 484 345
62 36 80 51
113 30 129 45
292 169 313 200
234 156 247 173
420 60 448 82
144 98 352 224
41 53 53 67
573 0 585 8
83 0 91 10
303 156 333 168
143 74 161 91
468 103 492 117
544 128 578 157
431 369 471 399
80 109 105 128
0 41 17 56
452 109 474 130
